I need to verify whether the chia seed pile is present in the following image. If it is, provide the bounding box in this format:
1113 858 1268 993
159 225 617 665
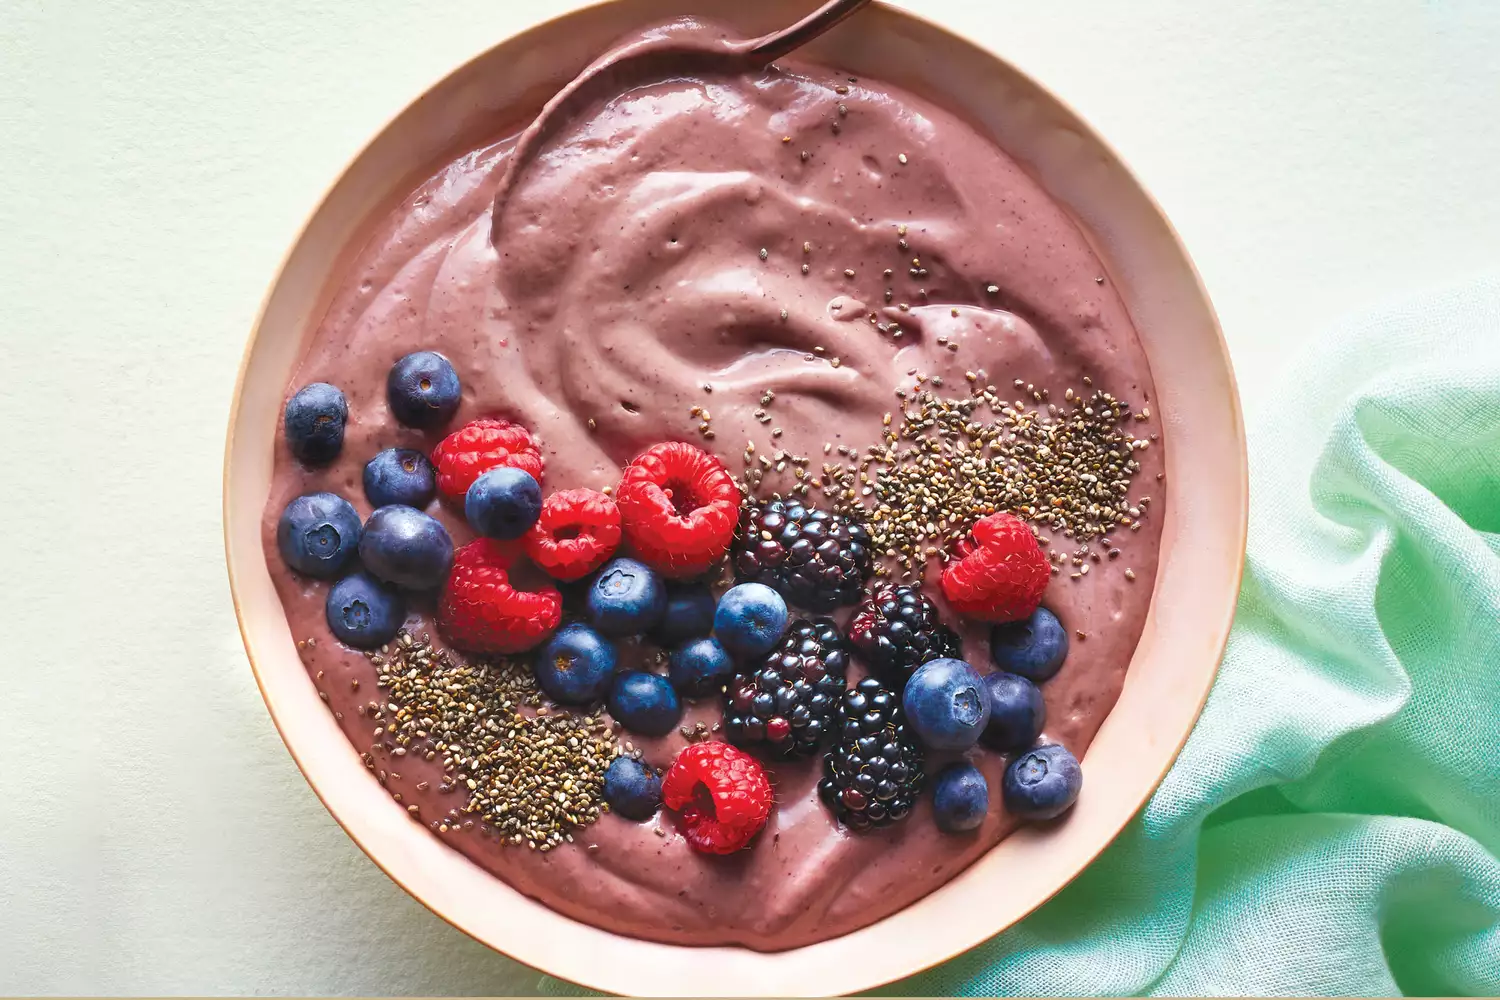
364 631 622 851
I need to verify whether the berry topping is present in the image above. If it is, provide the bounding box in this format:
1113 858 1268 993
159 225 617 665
848 584 963 687
1002 743 1083 821
819 677 924 830
363 448 437 509
277 492 362 579
940 513 1050 623
616 442 739 578
733 499 872 611
431 418 544 504
523 488 621 582
713 582 790 659
932 762 989 834
989 606 1069 681
902 657 991 751
284 382 347 465
359 505 454 590
326 571 405 649
533 622 617 705
981 672 1047 753
608 672 682 736
654 580 718 645
466 467 542 540
724 617 848 759
387 351 461 429
668 637 734 699
438 538 562 654
586 557 666 636
603 757 661 822
661 742 773 855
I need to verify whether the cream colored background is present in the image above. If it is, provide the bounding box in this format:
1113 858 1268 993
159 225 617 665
2 0 1498 994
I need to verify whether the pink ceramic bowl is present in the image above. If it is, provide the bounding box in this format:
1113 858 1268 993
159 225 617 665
224 1 1246 993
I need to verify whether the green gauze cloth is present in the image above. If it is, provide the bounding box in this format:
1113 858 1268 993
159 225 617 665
542 274 1500 997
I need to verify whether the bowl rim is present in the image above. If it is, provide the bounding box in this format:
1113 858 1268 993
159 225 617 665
223 1 1246 993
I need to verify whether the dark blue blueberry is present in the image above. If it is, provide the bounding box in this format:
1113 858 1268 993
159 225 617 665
989 607 1069 682
283 382 347 465
465 467 542 540
387 351 460 429
902 657 992 751
607 672 681 736
1002 743 1083 821
668 637 734 699
932 761 989 834
325 571 405 649
363 448 436 509
980 672 1047 753
358 505 454 590
602 757 661 821
586 558 666 637
533 622 617 704
276 492 361 579
713 582 789 659
655 581 718 645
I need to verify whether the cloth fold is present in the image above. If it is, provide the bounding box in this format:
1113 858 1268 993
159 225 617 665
544 275 1500 997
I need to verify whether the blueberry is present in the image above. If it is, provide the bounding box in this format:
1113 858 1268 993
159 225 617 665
902 657 992 751
358 505 454 590
980 672 1047 753
363 448 436 509
283 382 347 465
325 572 405 649
989 607 1069 682
387 351 461 429
276 492 362 579
668 637 734 699
1002 743 1083 821
586 558 666 637
607 672 681 736
602 757 661 821
655 581 718 645
465 467 542 540
533 622 617 704
713 583 789 658
932 761 989 834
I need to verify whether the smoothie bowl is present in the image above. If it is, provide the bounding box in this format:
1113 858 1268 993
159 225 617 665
223 0 1246 994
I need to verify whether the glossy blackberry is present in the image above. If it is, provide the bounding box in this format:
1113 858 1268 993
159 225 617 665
733 499 873 611
819 677 924 830
848 584 963 687
724 617 850 759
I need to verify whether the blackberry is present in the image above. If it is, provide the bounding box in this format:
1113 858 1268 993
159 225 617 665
848 584 963 687
819 677 925 830
724 617 850 758
733 499 873 611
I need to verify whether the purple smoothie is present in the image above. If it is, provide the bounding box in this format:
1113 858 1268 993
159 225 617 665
261 22 1164 950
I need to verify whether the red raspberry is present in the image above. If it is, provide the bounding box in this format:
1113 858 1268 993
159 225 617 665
661 742 773 855
523 489 621 582
940 512 1051 623
616 442 739 578
430 419 544 504
439 538 562 654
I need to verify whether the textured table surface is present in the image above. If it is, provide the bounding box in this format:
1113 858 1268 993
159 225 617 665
2 0 1498 993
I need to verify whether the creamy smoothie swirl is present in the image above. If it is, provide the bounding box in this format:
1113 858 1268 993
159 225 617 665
261 19 1164 949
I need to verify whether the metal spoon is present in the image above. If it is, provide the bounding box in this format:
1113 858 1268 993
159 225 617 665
490 0 872 245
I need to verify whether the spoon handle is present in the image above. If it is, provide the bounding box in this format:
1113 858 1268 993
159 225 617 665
746 0 873 64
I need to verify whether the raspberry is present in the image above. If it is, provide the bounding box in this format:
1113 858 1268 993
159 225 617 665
523 489 621 581
430 419 543 504
940 513 1051 623
616 442 739 578
661 741 773 854
439 538 562 654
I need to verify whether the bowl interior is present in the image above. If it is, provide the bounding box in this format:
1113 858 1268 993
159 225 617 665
224 1 1246 994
